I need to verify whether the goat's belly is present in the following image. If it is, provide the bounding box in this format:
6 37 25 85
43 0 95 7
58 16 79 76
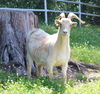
54 58 67 66
54 61 66 66
30 48 48 65
34 58 47 66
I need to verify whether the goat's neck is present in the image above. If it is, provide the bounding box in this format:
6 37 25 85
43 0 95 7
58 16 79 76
55 30 70 50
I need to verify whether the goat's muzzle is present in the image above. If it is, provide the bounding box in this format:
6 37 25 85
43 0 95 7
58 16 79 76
63 31 68 35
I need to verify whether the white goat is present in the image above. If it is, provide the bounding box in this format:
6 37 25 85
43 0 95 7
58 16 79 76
26 13 85 84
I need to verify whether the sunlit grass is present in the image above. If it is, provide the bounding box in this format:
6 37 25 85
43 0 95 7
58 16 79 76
65 79 100 94
71 45 100 64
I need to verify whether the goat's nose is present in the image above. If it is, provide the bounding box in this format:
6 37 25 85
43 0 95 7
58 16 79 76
63 31 67 34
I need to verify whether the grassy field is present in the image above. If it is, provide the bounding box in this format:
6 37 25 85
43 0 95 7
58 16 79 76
0 26 100 94
0 71 100 94
40 25 100 65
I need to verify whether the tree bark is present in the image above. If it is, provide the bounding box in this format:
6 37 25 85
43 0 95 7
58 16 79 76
0 10 38 75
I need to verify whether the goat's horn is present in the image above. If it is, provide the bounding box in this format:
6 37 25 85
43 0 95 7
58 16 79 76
68 13 85 24
60 13 65 18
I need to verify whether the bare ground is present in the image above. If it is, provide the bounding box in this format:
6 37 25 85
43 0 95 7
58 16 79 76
54 63 100 81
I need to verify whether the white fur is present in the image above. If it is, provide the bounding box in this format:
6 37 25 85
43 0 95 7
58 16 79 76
26 13 85 84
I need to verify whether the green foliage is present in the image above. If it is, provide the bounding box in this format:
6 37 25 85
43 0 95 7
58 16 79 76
0 0 37 8
40 25 100 65
0 71 100 94
40 24 57 34
0 0 99 25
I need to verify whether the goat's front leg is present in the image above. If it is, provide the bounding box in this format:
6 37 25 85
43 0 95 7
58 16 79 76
26 54 33 78
62 63 68 84
47 64 53 79
37 65 43 77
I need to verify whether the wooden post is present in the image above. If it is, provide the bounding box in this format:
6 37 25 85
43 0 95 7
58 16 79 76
44 0 48 25
79 0 81 27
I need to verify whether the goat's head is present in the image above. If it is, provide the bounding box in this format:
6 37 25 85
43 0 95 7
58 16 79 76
55 12 85 36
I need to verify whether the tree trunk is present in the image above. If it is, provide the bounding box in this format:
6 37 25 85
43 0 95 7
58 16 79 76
0 9 38 75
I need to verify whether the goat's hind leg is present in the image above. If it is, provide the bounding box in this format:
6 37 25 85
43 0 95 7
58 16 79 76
26 53 33 78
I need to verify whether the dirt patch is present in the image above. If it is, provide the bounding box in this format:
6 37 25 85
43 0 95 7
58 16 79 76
53 63 100 81
84 69 100 79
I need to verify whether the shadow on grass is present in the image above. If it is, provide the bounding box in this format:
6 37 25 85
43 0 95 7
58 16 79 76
33 77 68 94
0 71 70 94
26 76 69 94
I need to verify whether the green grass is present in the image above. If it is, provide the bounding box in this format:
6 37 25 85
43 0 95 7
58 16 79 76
0 26 100 94
40 25 100 65
0 71 100 94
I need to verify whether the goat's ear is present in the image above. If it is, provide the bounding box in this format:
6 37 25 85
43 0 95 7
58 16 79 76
55 19 61 25
71 22 77 27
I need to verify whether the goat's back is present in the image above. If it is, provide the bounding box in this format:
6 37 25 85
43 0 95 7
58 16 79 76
27 28 51 65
